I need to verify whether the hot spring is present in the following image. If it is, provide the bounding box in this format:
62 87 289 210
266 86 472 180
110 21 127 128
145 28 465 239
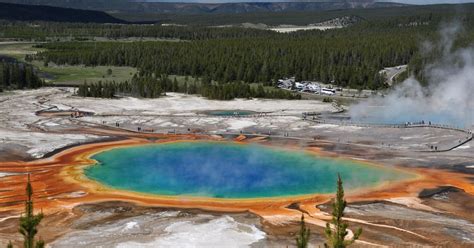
205 110 255 116
85 142 411 199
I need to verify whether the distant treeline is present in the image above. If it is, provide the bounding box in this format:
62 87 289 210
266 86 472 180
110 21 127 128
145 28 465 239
77 73 300 100
5 3 474 90
2 2 474 26
78 74 163 98
0 60 43 91
36 31 416 90
32 22 474 90
117 3 474 26
4 4 474 41
0 21 279 40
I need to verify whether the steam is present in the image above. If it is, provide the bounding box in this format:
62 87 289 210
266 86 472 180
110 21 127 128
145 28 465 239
350 22 474 129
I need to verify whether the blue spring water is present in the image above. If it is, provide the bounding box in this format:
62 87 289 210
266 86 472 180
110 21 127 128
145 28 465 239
205 110 255 116
85 142 410 199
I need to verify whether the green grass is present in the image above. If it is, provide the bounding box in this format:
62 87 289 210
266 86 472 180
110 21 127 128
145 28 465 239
0 42 41 61
32 61 137 85
0 42 137 85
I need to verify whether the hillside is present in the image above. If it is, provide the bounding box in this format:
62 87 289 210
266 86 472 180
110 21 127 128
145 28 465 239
0 2 126 23
116 3 474 25
0 0 407 14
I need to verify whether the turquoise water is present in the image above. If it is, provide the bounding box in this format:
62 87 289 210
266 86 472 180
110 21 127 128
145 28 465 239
206 110 255 116
85 142 410 199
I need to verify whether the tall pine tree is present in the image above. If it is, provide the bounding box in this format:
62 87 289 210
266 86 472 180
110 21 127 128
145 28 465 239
296 214 310 248
19 174 45 248
324 174 362 248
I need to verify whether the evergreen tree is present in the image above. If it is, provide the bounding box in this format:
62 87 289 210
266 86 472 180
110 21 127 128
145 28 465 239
296 214 310 248
324 174 362 248
19 174 45 248
0 62 42 91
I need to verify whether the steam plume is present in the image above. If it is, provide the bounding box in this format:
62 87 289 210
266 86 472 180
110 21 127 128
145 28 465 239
350 22 474 129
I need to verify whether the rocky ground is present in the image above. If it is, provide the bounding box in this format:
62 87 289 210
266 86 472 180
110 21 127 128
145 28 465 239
0 88 473 247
